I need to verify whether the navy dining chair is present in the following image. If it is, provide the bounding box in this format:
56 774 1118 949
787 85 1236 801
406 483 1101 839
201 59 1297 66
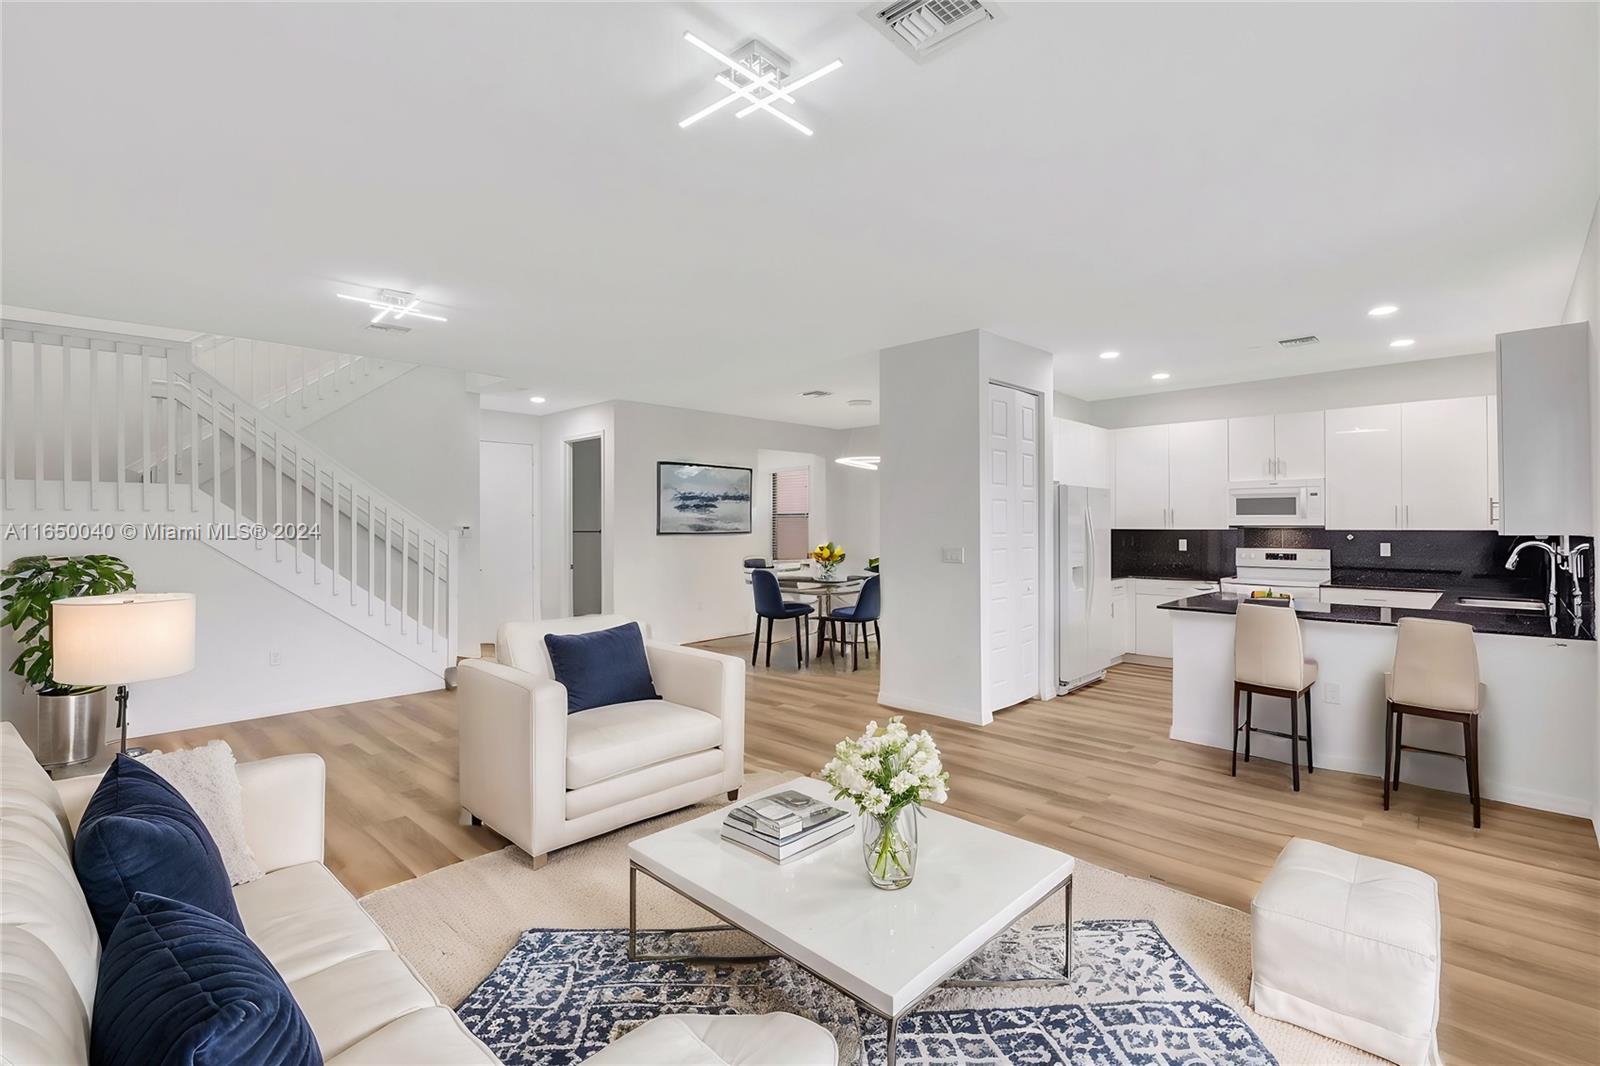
825 575 880 671
751 569 814 668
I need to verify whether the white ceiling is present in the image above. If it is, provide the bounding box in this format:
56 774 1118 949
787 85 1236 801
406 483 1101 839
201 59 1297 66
3 3 1595 429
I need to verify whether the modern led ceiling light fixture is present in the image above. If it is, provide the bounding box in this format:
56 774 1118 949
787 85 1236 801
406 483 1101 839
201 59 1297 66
835 456 881 470
336 289 448 332
678 32 842 137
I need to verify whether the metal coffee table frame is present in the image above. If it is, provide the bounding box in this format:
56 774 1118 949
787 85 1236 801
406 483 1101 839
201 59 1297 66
627 860 1074 1066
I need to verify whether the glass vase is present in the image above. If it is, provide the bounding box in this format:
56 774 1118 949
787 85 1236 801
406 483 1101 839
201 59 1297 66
861 806 918 890
817 561 839 582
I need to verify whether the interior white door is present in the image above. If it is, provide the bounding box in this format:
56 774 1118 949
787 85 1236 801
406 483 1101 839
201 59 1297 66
1113 425 1170 528
478 441 537 643
986 384 1039 713
1227 415 1276 481
1401 396 1489 529
1273 411 1325 479
1167 420 1229 529
1325 403 1404 529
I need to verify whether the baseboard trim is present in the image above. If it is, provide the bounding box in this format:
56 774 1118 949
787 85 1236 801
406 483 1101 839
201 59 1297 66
876 689 985 725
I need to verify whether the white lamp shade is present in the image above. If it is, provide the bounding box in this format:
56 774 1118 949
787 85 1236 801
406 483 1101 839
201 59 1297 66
51 593 196 685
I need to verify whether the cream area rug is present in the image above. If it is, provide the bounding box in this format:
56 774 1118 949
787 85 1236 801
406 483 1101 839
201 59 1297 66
361 773 1376 1065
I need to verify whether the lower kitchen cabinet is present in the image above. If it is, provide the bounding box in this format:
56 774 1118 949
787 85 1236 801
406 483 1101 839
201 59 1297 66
1133 579 1219 658
1110 580 1133 657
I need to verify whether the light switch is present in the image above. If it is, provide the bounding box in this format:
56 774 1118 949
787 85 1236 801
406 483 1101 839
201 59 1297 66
1380 542 1391 557
1177 538 1188 552
941 547 965 564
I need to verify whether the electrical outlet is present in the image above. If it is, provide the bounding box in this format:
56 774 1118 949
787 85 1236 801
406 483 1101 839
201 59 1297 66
1379 542 1392 558
1177 538 1188 552
268 651 282 667
941 547 965 564
1322 681 1340 704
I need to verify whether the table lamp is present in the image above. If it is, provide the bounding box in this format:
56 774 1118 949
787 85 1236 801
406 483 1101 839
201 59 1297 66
50 592 196 756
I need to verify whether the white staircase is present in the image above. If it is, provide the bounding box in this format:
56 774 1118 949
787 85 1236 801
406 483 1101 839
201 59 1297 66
1 320 456 679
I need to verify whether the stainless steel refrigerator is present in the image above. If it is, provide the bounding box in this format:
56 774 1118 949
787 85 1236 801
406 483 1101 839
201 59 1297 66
1057 484 1113 694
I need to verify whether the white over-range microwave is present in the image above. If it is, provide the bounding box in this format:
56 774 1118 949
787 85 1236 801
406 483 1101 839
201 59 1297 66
1227 479 1325 527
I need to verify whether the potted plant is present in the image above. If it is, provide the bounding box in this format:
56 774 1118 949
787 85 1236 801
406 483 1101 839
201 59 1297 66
1 554 136 768
821 717 950 890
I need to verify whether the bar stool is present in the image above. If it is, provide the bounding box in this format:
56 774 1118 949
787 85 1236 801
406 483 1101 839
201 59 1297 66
1384 617 1484 828
1232 601 1319 791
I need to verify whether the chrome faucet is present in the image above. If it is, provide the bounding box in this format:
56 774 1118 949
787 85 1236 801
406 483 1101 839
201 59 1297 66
1567 542 1591 636
1506 539 1561 634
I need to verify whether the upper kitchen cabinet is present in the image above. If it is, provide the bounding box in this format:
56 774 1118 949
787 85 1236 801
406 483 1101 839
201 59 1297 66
1168 419 1230 527
1227 411 1324 481
1325 404 1404 529
1114 420 1228 528
1497 323 1592 535
1053 418 1114 489
1113 424 1169 528
1401 396 1490 530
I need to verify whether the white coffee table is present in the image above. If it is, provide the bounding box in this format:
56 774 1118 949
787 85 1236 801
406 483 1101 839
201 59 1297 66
627 778 1075 1066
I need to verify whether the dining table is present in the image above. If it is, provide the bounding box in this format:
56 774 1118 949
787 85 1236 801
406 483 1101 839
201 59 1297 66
744 568 874 657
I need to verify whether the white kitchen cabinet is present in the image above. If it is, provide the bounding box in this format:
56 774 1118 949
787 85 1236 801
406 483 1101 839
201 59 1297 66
1133 579 1219 658
1401 396 1490 530
1167 420 1229 528
1227 415 1277 481
1054 418 1114 489
1110 580 1133 657
1325 404 1404 529
1498 323 1592 535
1273 411 1326 479
1486 395 1500 530
1320 586 1443 609
1227 411 1325 481
1114 425 1169 528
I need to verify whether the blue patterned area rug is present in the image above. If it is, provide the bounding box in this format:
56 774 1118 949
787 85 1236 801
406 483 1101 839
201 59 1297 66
457 919 1277 1065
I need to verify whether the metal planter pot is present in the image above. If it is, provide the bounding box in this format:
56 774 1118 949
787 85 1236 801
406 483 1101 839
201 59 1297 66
35 688 110 770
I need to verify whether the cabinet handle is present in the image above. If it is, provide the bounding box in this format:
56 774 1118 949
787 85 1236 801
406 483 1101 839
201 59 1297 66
1394 504 1399 527
1405 504 1410 528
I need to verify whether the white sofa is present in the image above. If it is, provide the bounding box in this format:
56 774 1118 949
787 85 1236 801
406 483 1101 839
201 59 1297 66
457 615 745 865
0 721 497 1065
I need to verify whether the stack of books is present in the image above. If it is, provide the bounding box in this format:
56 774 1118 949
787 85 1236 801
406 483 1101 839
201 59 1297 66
720 790 851 863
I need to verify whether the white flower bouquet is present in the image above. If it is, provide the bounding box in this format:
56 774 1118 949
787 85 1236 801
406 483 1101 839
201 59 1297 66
821 717 949 889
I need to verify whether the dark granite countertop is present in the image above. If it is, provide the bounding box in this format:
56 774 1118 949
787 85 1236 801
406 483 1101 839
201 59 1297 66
1158 590 1590 640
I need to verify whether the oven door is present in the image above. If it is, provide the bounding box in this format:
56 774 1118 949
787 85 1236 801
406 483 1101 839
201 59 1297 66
1228 481 1324 526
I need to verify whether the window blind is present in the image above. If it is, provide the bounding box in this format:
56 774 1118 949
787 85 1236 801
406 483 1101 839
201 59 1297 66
771 467 811 560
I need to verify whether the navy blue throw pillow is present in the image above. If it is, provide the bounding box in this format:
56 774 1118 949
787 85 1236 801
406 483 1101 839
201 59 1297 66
91 892 322 1066
74 754 243 944
543 622 660 713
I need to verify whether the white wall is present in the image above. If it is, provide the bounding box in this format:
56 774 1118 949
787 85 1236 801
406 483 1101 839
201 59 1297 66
609 401 862 645
1564 194 1599 838
0 529 441 743
301 363 480 654
477 410 542 645
1065 351 1497 429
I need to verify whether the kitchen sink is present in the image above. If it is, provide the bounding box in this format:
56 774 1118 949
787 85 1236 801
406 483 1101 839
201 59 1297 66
1456 597 1546 612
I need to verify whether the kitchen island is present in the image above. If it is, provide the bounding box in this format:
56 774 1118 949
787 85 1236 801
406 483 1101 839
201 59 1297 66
1161 592 1596 817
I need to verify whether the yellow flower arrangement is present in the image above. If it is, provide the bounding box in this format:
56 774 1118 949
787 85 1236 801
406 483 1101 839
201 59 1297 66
808 542 847 566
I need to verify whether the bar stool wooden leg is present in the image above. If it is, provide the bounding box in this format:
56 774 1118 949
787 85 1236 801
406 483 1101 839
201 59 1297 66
1466 716 1482 829
1289 694 1301 792
1230 683 1241 777
1383 702 1394 810
1391 711 1405 792
1243 691 1253 761
1304 688 1314 773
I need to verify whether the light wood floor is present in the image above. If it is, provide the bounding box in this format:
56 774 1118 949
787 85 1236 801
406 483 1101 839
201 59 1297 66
146 633 1600 1065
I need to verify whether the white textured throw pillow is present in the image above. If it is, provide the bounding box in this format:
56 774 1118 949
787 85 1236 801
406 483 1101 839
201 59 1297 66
136 741 265 885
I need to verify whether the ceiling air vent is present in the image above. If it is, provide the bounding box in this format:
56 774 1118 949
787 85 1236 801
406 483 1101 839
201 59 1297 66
801 389 834 398
1277 335 1320 348
870 0 997 61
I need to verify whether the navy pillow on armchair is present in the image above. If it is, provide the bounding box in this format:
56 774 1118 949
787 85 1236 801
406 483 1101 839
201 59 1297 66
91 892 321 1066
73 754 243 944
543 621 660 713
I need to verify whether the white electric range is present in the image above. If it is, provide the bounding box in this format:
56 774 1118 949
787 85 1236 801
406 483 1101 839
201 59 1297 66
1219 547 1331 604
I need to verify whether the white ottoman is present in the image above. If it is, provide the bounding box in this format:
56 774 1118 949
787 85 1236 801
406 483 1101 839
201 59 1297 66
1251 838 1442 1065
584 1012 838 1065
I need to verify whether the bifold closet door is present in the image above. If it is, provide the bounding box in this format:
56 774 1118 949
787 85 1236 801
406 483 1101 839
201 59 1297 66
986 383 1039 714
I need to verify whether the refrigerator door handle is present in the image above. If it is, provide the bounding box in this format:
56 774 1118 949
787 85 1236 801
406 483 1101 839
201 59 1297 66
1085 503 1095 614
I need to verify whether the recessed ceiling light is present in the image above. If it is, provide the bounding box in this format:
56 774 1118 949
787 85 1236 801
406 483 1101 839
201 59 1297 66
1099 351 1120 360
1389 338 1415 349
528 396 546 404
1368 304 1399 317
1151 372 1170 381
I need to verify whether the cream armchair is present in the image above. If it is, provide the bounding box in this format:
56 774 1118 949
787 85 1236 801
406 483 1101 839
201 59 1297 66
457 615 745 866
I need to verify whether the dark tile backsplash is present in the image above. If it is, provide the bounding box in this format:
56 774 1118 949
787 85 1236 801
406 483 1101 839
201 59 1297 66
1111 527 1593 600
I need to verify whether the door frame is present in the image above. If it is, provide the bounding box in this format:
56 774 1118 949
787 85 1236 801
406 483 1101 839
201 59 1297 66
563 431 606 618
